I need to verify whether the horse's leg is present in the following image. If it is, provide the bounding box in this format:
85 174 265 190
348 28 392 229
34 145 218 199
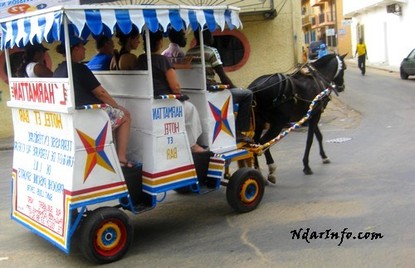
302 112 321 175
259 123 284 184
253 114 266 170
314 125 330 164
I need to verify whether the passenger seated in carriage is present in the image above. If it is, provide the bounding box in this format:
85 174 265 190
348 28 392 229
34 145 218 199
110 27 140 70
15 43 53 78
135 30 206 153
53 35 134 167
186 29 253 143
162 28 193 69
87 34 116 71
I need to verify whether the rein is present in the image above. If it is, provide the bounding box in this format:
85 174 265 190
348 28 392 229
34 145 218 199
306 63 339 96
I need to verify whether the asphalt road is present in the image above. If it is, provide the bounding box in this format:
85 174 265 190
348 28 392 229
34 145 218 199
1 65 415 267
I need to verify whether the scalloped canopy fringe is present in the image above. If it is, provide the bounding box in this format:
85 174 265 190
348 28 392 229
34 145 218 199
0 6 242 50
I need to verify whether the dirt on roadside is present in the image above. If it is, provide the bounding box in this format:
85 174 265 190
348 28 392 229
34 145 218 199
321 96 362 129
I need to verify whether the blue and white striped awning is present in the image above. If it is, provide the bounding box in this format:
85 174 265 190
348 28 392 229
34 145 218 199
0 5 242 50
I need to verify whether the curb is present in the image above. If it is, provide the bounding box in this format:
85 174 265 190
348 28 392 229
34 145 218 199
346 59 399 73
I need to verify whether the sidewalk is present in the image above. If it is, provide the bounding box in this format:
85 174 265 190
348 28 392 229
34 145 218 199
346 58 399 73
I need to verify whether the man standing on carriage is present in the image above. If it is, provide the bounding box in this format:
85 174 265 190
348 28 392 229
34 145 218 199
187 28 254 144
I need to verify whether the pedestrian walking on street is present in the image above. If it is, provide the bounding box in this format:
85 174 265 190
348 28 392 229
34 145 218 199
355 38 368 75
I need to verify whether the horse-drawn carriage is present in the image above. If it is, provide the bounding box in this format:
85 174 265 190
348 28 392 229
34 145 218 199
2 3 346 264
2 3 266 264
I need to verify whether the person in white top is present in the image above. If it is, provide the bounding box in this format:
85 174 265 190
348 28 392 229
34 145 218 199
161 29 192 69
16 43 53 78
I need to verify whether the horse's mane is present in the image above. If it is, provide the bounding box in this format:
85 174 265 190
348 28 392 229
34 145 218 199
310 54 336 69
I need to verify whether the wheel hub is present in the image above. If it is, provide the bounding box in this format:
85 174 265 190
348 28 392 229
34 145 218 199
240 178 259 203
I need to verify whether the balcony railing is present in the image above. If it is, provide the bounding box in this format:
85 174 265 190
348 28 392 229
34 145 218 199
302 15 311 26
311 11 335 28
319 13 325 24
310 0 325 7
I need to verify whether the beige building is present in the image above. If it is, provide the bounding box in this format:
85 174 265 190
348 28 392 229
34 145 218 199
301 0 352 57
0 0 303 138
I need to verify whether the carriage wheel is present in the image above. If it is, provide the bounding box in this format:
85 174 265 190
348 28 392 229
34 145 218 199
226 168 265 213
78 207 133 264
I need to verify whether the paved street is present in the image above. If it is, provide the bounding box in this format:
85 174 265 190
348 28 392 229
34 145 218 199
1 64 415 267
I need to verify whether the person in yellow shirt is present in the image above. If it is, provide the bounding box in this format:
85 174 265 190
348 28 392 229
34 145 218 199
355 38 368 75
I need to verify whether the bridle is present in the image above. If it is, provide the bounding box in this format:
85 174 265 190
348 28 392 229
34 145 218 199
305 54 345 95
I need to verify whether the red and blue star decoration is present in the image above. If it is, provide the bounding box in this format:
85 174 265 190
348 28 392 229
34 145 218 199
209 96 234 142
76 122 115 182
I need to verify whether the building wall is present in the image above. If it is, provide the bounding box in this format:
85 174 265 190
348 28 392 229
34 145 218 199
234 0 302 87
0 1 302 138
0 78 11 138
336 0 353 57
346 1 415 67
301 0 352 58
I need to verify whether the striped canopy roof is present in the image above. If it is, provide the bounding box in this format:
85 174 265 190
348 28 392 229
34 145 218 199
0 5 242 50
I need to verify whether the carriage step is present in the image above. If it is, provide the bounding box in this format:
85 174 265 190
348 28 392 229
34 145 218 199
198 187 217 195
220 180 228 187
132 203 155 214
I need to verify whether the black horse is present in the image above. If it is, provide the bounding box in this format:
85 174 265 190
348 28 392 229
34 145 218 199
248 53 347 184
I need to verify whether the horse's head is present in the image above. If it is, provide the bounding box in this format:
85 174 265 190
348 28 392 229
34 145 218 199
310 53 347 93
332 53 347 92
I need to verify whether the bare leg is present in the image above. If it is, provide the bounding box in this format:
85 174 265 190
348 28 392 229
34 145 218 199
116 116 131 164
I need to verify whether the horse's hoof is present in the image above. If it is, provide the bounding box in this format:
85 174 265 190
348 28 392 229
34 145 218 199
267 174 277 184
268 163 277 173
322 158 331 164
303 168 313 175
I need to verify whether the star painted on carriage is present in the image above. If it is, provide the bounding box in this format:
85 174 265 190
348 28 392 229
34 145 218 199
76 122 115 183
209 96 234 142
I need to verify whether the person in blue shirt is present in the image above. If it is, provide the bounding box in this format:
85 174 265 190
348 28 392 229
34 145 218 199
87 35 115 71
317 41 328 59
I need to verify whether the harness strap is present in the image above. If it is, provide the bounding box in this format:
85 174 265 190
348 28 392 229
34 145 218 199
306 63 339 96
249 87 333 155
271 74 290 107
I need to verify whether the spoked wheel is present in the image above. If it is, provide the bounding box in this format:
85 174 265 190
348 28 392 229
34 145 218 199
78 207 133 264
226 168 265 213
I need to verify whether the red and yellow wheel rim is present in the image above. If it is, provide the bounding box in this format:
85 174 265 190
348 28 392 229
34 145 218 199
94 219 127 256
